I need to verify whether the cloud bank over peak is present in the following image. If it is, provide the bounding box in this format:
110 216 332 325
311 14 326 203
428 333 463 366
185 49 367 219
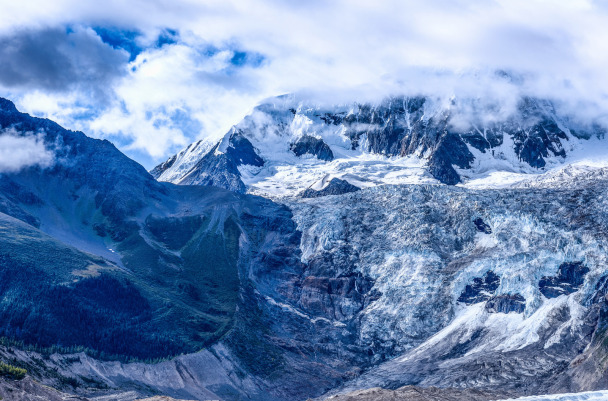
0 0 607 168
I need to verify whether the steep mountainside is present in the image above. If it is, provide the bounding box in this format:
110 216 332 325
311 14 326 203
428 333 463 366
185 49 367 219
0 97 250 361
3 97 608 401
151 94 607 197
0 98 307 400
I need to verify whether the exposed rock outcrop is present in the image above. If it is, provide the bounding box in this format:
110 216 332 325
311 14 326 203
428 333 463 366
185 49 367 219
291 135 334 161
0 377 193 401
299 274 376 321
178 142 247 192
473 218 492 234
301 178 360 198
485 294 526 314
539 262 590 299
457 270 500 305
149 154 178 179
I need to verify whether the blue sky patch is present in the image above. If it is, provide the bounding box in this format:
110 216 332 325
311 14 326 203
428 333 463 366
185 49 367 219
156 29 179 48
93 27 180 62
93 27 142 62
230 50 265 67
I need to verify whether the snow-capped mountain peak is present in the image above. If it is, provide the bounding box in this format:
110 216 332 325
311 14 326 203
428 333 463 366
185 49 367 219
151 94 607 198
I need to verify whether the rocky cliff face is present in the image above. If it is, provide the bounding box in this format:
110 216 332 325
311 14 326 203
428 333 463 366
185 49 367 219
300 178 360 198
291 135 334 161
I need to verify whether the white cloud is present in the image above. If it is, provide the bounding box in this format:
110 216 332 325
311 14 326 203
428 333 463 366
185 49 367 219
87 44 264 158
1 0 608 167
0 130 55 172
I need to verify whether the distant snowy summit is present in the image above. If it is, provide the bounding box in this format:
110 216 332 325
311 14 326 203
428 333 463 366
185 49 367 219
150 94 608 197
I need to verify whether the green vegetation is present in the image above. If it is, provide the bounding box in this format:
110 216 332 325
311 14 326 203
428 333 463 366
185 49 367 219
58 375 80 388
0 210 242 361
225 281 285 378
0 362 26 380
0 337 167 364
0 254 183 360
118 214 241 350
0 213 107 277
1 354 108 390
145 215 204 250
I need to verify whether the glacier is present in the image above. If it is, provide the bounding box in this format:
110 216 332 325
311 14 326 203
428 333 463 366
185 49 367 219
146 93 608 400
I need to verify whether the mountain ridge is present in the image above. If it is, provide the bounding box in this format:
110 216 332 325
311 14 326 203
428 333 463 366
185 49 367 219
150 94 606 198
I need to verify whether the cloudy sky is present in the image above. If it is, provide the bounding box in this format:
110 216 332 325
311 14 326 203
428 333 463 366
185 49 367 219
1 0 607 169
